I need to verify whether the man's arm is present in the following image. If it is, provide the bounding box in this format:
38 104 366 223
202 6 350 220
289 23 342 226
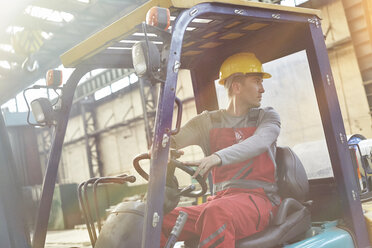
170 111 211 151
170 111 220 178
215 108 280 166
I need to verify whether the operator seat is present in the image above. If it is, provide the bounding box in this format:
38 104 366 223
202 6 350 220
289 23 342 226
236 146 311 248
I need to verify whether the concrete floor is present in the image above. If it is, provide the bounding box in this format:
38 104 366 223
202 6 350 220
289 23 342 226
44 228 185 248
45 229 91 248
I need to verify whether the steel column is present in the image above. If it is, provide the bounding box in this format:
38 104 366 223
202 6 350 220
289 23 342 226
190 63 219 114
80 97 103 178
141 7 191 248
306 19 371 248
32 66 92 248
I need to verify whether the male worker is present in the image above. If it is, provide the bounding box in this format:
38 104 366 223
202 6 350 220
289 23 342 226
161 52 281 248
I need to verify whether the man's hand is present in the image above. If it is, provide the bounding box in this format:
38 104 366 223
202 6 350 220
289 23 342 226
170 149 184 159
187 154 221 179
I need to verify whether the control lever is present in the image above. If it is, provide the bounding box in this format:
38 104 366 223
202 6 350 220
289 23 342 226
178 184 195 196
170 97 182 135
170 149 183 159
164 211 188 248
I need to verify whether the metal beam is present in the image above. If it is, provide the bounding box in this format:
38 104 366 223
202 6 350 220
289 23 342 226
60 0 174 67
32 0 90 14
32 66 92 248
0 50 24 63
74 68 134 103
14 14 64 33
306 19 370 247
80 98 103 178
0 0 145 105
75 50 134 68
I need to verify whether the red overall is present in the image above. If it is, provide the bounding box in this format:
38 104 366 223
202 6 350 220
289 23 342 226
161 126 278 248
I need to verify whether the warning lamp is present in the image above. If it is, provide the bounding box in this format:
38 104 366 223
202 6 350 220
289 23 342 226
146 7 170 31
30 98 55 125
46 69 62 88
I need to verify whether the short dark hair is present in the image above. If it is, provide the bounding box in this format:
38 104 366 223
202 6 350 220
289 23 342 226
227 74 246 97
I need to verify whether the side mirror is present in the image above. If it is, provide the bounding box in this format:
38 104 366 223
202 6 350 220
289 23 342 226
132 40 161 78
23 69 62 127
30 98 55 126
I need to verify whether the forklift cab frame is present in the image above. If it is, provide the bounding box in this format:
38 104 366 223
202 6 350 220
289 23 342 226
12 0 368 247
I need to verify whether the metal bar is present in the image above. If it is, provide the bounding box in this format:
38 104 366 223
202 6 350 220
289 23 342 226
0 112 31 248
32 66 92 248
142 3 318 247
83 178 99 244
92 174 136 232
141 5 192 248
78 182 95 245
60 0 174 67
93 180 103 232
305 19 371 248
74 51 134 69
190 2 314 25
80 102 95 178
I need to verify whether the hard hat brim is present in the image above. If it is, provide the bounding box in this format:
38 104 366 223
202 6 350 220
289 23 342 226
219 71 272 85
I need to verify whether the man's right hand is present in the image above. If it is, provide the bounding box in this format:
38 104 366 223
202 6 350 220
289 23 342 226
186 154 222 179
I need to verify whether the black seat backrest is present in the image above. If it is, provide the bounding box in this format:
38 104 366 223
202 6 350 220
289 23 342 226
276 147 309 202
236 147 311 248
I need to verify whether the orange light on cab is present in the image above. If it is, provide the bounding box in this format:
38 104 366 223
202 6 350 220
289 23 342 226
46 70 63 88
146 7 170 31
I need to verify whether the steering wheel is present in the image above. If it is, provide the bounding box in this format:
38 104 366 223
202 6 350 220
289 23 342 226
133 153 208 198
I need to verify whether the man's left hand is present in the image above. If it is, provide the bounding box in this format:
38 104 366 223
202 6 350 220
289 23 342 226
186 154 221 179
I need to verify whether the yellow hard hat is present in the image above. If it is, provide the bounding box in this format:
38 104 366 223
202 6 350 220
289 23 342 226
218 52 271 85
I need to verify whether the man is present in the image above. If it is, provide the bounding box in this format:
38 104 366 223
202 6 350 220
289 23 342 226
161 52 281 248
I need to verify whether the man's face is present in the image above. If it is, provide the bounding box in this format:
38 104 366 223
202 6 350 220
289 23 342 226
235 74 265 108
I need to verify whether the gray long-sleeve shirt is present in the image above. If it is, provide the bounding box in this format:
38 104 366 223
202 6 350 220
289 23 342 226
170 107 281 166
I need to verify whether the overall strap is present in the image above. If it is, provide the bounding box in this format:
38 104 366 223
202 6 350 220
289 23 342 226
213 179 281 206
213 179 277 194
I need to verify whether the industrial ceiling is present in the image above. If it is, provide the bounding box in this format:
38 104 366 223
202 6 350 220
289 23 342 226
0 0 147 104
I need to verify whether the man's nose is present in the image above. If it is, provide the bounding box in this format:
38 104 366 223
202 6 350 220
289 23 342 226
259 84 265 93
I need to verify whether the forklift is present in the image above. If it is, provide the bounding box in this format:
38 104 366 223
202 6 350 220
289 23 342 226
1 0 371 247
